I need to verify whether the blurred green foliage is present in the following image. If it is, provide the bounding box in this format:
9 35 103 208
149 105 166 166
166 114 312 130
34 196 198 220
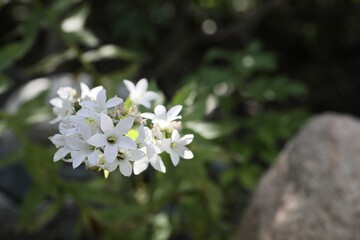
0 0 310 239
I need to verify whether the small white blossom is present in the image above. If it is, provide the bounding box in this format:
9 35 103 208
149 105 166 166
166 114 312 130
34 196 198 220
65 121 99 168
164 129 194 166
133 145 166 175
133 126 166 174
49 87 77 123
86 114 136 164
80 82 104 100
105 149 144 177
80 89 123 114
123 78 158 108
49 79 194 177
141 105 182 130
49 134 72 162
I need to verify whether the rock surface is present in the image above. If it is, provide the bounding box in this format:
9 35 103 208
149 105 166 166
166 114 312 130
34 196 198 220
237 113 360 240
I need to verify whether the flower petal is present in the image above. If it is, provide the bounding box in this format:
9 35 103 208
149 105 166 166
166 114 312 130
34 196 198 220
49 134 65 147
159 139 171 153
106 96 123 108
129 149 145 161
72 153 86 168
167 105 182 120
88 150 99 165
171 129 180 141
50 98 63 108
88 86 103 99
80 82 90 98
65 135 87 150
80 100 97 110
140 112 155 120
117 136 136 150
180 147 194 159
154 105 166 117
115 117 134 135
143 91 158 102
101 114 114 132
49 117 61 124
133 159 149 175
104 144 118 163
54 147 70 161
78 122 92 140
119 160 132 176
87 134 107 147
76 108 91 118
106 161 118 172
181 134 194 145
169 151 180 166
136 78 148 93
150 155 166 173
123 80 136 93
97 89 107 106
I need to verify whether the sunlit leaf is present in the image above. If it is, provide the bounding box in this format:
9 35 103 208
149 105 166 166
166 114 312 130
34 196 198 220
70 29 99 47
61 4 89 33
82 44 139 62
185 121 240 139
125 129 139 141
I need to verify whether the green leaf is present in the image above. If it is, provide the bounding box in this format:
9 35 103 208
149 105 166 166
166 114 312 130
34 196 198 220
82 44 139 62
0 73 12 94
238 164 262 190
50 0 78 15
204 48 232 63
0 42 23 70
69 29 99 47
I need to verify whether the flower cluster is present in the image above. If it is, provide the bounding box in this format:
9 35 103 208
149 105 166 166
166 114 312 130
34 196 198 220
49 79 194 177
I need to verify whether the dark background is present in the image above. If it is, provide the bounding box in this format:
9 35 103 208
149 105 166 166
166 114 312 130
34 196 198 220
0 0 359 239
1 0 360 114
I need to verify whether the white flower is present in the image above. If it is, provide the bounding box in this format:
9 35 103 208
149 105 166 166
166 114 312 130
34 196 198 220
133 145 166 175
80 82 104 100
141 105 182 130
49 81 194 176
86 114 136 164
80 89 123 114
164 129 194 166
49 87 77 123
137 125 163 152
65 121 99 169
57 87 76 100
58 115 84 135
105 149 144 177
49 134 72 162
123 78 158 108
133 126 166 174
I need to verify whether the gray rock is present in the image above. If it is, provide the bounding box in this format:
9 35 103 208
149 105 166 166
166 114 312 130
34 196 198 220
237 113 360 240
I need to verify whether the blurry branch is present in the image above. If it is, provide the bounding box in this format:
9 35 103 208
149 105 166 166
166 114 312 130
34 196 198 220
32 0 103 86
